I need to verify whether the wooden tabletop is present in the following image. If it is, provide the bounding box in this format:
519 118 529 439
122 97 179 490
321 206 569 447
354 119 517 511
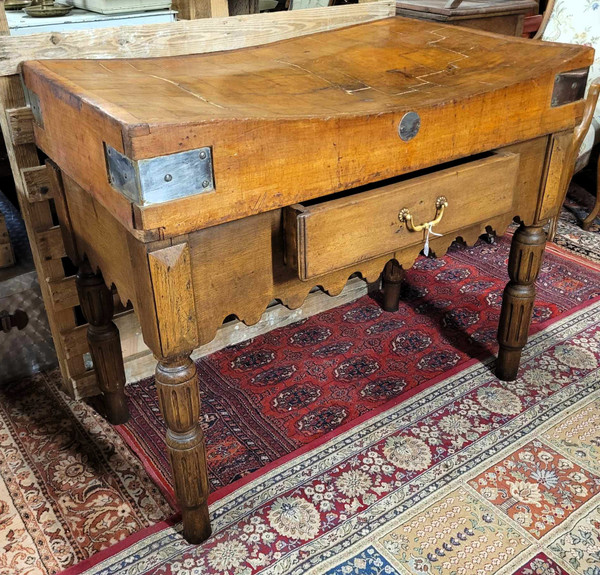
22 16 592 237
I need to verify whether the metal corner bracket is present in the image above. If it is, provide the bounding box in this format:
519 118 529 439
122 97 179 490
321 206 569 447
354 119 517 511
105 144 215 206
21 81 44 128
551 68 589 108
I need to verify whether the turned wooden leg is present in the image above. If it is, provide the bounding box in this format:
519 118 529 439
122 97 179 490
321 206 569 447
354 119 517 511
382 259 404 312
156 355 210 543
76 260 129 424
496 224 546 381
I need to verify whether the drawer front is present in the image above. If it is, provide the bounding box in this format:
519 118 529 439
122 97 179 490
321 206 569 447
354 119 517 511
284 152 520 280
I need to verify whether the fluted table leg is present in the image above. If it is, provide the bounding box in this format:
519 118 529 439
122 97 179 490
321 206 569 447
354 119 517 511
76 260 129 424
156 355 211 543
496 224 546 381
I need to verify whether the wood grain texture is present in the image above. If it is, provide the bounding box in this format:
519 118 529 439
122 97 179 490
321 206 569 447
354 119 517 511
148 243 199 357
171 0 229 19
47 159 79 264
0 211 14 268
6 106 34 146
395 0 536 16
155 356 210 543
0 73 88 398
120 277 370 383
47 276 79 312
22 165 53 203
285 152 519 279
496 224 547 381
0 2 395 399
22 17 591 238
61 174 138 307
0 2 395 76
536 131 575 223
76 261 129 424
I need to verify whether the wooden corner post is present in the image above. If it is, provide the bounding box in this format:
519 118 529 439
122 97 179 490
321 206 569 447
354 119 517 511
148 242 210 543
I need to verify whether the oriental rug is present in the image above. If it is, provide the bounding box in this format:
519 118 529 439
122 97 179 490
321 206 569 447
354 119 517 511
556 184 600 263
65 295 600 575
119 236 600 494
0 370 173 575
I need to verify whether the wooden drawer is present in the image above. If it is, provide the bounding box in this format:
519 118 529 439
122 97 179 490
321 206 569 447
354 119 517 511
284 151 520 280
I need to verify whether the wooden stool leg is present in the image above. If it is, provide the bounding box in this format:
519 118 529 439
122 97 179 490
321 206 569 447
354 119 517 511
496 224 546 381
382 259 404 312
156 355 211 543
76 260 129 424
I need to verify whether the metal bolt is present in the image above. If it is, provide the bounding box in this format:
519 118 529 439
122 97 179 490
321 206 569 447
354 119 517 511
164 174 173 182
202 179 210 188
199 151 207 160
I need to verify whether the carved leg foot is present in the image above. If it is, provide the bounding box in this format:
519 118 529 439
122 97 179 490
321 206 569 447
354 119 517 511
76 260 129 424
156 355 211 543
496 224 546 381
382 259 404 312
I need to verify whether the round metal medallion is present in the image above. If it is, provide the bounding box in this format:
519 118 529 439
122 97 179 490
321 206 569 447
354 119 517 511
398 111 421 142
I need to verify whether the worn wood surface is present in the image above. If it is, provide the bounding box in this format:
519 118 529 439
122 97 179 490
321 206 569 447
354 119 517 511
0 2 396 399
120 277 371 383
155 355 210 543
0 1 395 76
394 11 528 35
148 243 199 358
0 211 14 268
76 261 129 424
285 152 519 280
6 106 34 146
497 224 547 381
171 0 229 20
9 9 596 542
23 17 591 238
395 0 537 16
22 165 53 203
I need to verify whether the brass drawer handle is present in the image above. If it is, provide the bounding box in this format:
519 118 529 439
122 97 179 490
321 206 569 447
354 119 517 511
399 196 448 232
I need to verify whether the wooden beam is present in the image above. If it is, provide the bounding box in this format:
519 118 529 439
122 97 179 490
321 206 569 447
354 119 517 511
0 1 395 76
172 0 229 20
36 227 67 261
22 165 53 203
6 106 35 146
0 212 14 268
47 276 79 312
0 73 86 399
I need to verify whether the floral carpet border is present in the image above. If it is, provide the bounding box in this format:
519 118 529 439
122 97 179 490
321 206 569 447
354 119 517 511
63 296 600 575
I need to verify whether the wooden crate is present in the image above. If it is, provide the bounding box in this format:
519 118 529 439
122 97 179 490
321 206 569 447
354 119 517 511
0 0 394 398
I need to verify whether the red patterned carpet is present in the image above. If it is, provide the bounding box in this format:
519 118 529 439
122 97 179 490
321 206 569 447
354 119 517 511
68 296 600 575
0 370 173 575
119 236 600 495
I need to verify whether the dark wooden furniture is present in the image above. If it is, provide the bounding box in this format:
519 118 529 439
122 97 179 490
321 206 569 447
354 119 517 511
21 16 592 543
396 0 538 36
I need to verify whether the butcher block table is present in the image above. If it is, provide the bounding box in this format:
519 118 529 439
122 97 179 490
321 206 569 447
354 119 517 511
21 17 593 543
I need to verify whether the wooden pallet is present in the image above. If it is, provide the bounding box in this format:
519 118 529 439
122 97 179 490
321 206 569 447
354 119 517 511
0 0 394 398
